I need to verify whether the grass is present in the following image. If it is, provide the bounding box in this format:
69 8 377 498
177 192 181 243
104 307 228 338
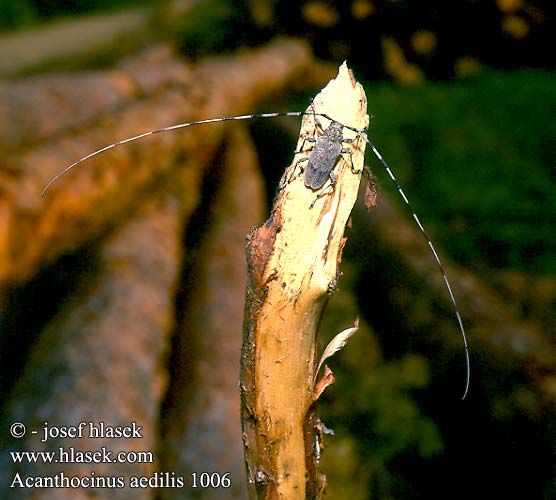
361 69 555 275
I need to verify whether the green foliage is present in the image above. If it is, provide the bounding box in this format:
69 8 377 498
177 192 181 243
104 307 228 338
0 0 156 32
322 349 444 455
317 276 444 499
0 0 37 31
172 0 258 59
363 69 555 274
29 0 155 17
320 344 444 498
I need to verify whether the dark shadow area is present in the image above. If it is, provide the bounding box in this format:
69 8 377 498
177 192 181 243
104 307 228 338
0 246 99 407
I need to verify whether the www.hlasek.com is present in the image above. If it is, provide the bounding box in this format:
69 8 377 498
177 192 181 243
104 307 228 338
8 421 231 490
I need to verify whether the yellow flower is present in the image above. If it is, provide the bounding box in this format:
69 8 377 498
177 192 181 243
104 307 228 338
496 0 523 13
382 37 423 85
410 30 437 56
502 15 530 38
351 0 375 20
302 1 340 27
454 57 482 78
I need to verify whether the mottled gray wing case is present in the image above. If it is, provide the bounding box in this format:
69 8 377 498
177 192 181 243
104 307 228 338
303 122 343 190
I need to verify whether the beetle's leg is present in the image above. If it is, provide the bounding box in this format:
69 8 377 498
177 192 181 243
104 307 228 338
309 171 337 209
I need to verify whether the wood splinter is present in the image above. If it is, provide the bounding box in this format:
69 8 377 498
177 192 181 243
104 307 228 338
240 63 368 499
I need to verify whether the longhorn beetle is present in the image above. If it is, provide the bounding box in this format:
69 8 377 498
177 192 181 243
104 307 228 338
42 105 470 400
278 104 367 208
297 109 364 190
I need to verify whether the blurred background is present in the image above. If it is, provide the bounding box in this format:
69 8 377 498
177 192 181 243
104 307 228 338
0 1 554 499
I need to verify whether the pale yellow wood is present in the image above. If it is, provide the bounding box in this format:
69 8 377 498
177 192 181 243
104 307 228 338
242 63 368 499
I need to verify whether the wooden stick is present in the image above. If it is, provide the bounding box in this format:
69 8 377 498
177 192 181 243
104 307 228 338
240 63 368 499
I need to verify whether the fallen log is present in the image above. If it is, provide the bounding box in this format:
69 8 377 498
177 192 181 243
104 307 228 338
0 45 190 153
160 124 265 500
0 168 196 498
0 38 312 291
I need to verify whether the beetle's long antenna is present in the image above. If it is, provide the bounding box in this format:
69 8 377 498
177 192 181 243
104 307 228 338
365 134 470 400
318 112 470 399
41 111 305 197
42 107 471 399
